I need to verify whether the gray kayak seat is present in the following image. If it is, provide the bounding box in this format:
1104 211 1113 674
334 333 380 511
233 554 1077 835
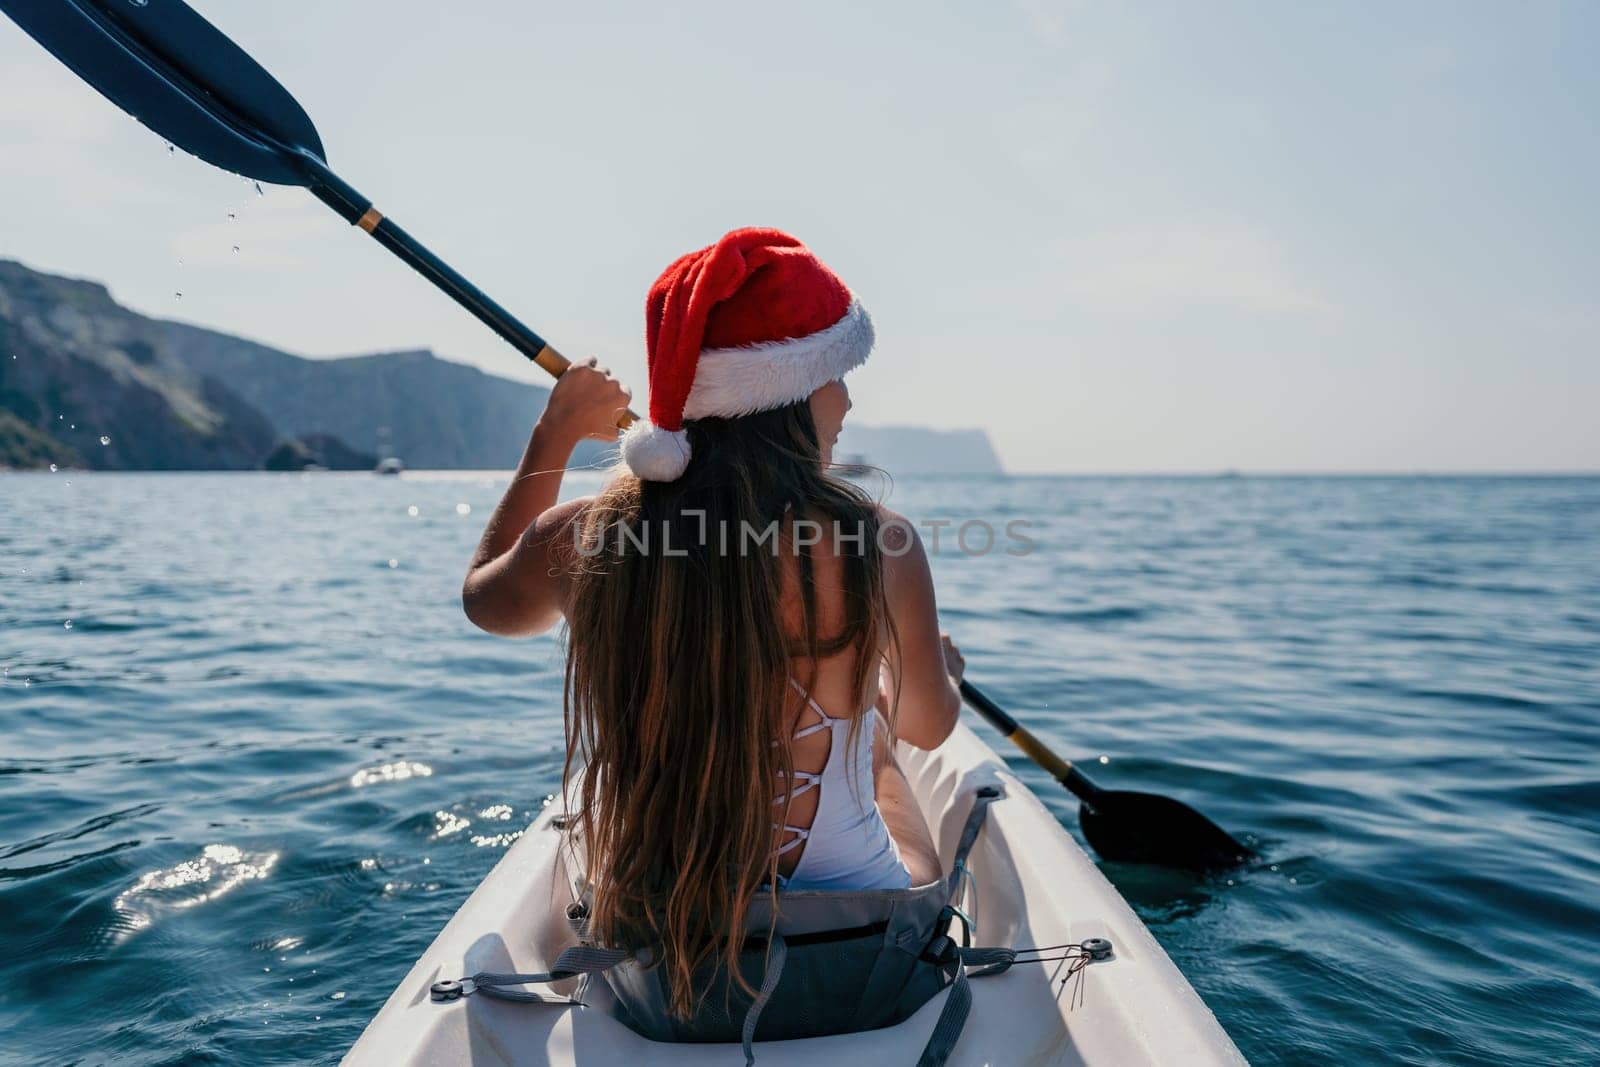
431 785 1018 1066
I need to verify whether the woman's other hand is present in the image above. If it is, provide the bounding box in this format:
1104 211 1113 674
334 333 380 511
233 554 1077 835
541 358 631 442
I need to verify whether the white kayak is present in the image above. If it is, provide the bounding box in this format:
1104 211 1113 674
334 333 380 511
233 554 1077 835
344 723 1247 1066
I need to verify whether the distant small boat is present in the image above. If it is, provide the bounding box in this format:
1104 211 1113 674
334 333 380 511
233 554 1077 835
374 457 404 475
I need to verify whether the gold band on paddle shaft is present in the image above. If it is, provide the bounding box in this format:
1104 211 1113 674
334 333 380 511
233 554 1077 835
530 343 571 379
1008 725 1074 781
356 207 383 233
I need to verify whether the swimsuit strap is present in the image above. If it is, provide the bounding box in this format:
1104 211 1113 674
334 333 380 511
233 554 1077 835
772 769 823 805
773 824 810 857
786 677 841 741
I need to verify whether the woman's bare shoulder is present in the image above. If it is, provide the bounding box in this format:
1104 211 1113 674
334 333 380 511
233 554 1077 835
527 494 595 547
872 504 928 580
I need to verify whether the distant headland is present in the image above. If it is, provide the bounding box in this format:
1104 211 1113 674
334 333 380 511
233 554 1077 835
0 259 1001 475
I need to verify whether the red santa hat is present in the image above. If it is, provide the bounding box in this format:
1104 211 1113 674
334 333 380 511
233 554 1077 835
621 227 874 481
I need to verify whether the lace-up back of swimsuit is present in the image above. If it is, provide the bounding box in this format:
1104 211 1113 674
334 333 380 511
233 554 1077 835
771 678 912 891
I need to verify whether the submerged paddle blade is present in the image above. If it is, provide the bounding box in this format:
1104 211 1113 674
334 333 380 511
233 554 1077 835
1080 790 1254 871
1 0 324 184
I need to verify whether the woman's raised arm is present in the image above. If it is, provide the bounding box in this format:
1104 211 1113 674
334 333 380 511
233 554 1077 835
461 361 629 637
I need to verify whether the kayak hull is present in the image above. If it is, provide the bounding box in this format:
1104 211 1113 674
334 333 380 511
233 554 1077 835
344 723 1246 1066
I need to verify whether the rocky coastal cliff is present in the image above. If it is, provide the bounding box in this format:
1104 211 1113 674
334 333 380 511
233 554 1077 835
0 258 555 471
0 259 1002 475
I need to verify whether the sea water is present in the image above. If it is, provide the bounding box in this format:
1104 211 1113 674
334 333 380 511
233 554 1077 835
1 472 1596 1065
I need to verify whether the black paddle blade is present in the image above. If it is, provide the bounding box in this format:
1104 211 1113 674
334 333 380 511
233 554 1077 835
1 0 324 185
1079 789 1254 871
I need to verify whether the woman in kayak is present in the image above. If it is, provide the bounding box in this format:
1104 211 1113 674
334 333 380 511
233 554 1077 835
462 227 965 1017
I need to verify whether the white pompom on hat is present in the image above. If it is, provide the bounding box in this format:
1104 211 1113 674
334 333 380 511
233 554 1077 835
622 227 874 481
620 421 692 482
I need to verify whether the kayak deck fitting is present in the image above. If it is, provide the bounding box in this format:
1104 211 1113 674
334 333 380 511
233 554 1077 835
344 724 1246 1065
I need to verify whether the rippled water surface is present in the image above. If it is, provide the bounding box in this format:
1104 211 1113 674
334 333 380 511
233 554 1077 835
2 472 1597 1065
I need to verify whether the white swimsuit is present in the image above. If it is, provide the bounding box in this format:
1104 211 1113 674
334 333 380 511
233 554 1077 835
772 679 913 891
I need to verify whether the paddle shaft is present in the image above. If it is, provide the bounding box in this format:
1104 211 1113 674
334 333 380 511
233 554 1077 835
959 680 1103 803
302 156 637 427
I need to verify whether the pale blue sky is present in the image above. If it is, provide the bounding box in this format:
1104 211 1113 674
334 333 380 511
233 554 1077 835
2 1 1595 472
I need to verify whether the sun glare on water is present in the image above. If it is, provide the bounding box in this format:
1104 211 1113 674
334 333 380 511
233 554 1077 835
113 844 280 939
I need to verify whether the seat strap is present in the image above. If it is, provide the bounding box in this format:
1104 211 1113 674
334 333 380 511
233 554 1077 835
946 784 1002 904
955 946 1019 979
445 944 632 1004
916 961 972 1067
911 784 1005 1067
740 934 788 1067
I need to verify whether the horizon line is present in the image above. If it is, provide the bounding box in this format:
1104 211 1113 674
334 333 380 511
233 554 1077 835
5 467 1596 478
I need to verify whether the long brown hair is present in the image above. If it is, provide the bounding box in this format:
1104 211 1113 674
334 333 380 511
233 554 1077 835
562 400 893 1016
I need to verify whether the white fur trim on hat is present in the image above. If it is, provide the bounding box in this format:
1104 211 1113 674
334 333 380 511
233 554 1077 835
681 301 874 421
621 420 692 481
